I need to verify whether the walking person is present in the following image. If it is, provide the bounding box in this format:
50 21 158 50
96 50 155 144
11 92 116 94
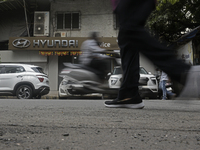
159 71 176 100
104 0 191 108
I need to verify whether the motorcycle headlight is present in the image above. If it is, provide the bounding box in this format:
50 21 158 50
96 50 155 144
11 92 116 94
110 77 118 85
61 81 68 85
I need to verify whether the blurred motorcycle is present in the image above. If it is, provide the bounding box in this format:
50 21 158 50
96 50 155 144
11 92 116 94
59 52 120 99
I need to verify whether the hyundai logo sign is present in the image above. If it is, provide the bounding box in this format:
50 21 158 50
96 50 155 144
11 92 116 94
12 38 31 48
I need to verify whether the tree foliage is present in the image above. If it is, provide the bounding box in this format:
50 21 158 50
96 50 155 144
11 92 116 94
147 0 200 43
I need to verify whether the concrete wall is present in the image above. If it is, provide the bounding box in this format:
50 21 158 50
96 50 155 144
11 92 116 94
50 0 118 37
140 54 156 74
0 51 47 62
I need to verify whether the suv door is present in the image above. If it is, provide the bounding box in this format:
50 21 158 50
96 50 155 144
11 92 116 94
0 65 5 90
0 65 26 91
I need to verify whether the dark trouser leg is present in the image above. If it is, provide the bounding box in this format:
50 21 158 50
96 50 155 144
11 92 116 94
137 28 190 83
116 0 158 100
117 30 140 100
116 0 190 100
117 28 190 100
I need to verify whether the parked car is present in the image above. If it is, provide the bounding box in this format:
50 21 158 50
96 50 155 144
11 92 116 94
0 63 50 99
108 66 158 99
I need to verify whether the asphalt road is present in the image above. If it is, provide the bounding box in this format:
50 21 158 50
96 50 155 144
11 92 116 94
0 99 200 150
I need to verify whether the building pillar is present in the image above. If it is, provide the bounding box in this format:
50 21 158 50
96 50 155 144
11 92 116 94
48 55 58 96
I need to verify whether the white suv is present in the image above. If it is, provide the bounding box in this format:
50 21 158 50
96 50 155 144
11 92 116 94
108 66 158 99
0 63 50 99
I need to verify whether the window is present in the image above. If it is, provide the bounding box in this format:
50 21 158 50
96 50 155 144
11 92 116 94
4 66 25 74
31 67 45 74
56 12 80 30
113 67 122 75
0 66 4 74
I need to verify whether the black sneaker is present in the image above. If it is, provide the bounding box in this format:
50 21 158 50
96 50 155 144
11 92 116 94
104 98 144 109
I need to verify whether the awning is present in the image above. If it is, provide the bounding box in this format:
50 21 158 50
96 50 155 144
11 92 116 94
176 26 200 45
0 0 50 13
0 0 25 12
0 9 28 42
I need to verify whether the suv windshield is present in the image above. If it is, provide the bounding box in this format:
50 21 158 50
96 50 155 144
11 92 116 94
113 67 122 75
31 67 45 74
113 66 148 75
140 67 148 74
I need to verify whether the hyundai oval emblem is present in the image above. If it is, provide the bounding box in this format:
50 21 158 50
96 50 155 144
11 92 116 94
12 38 31 48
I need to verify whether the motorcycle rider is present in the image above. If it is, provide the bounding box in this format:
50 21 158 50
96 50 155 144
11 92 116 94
79 32 108 83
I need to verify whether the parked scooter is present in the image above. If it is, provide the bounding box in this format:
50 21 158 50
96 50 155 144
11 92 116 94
157 79 174 99
59 52 120 98
154 69 174 99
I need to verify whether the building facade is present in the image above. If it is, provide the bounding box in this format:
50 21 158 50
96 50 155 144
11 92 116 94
0 0 155 97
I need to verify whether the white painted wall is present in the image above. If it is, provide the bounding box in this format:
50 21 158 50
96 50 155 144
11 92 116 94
0 51 47 62
140 54 156 74
176 41 193 65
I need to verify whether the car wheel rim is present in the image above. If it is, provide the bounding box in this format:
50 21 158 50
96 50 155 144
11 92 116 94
18 87 30 99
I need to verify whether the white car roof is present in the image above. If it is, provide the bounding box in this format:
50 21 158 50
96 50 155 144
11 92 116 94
0 63 39 68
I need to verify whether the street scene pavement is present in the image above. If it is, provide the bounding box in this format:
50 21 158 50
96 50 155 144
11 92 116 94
0 98 200 150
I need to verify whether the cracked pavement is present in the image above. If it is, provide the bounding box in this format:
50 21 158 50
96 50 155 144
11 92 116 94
0 99 200 150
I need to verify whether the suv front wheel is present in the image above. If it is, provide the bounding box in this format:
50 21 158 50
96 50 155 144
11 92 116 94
16 85 33 99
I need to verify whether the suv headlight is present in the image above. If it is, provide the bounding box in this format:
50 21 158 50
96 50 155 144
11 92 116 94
110 77 118 85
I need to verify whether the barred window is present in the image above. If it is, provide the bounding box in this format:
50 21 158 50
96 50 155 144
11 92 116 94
56 12 80 30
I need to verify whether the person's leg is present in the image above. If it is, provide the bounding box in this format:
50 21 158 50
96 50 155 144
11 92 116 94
112 0 156 101
104 29 144 108
117 29 141 101
116 0 190 93
104 0 155 108
133 28 190 84
161 80 167 100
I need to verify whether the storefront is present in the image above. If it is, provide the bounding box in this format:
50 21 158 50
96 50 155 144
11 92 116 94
7 37 119 96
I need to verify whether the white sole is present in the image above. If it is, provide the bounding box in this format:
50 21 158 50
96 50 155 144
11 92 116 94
104 102 145 109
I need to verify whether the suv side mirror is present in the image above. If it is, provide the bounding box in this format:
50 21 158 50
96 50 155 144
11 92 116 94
107 72 111 76
106 72 112 80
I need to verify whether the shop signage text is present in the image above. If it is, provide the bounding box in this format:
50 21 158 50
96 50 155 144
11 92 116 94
12 38 78 48
9 37 119 50
33 40 78 48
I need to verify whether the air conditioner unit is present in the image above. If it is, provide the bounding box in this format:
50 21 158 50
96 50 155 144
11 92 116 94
54 32 67 37
34 11 49 36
